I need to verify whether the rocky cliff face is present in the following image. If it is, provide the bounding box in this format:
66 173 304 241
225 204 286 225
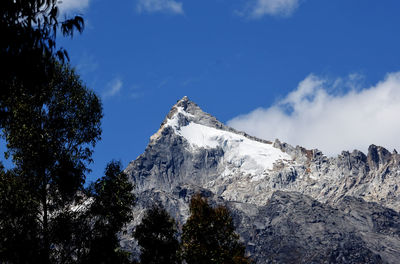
123 96 400 263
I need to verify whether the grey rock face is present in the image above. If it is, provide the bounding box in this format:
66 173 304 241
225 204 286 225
230 191 400 263
124 96 400 263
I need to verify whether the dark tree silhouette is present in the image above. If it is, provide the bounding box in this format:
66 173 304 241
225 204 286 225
0 164 41 263
80 161 136 264
181 194 251 264
134 204 180 264
1 2 136 263
0 0 84 126
0 62 102 263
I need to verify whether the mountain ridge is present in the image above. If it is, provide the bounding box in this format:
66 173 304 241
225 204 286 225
123 96 400 263
148 96 273 145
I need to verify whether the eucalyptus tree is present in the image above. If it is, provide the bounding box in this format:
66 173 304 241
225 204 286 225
0 0 84 125
0 62 102 263
0 2 137 263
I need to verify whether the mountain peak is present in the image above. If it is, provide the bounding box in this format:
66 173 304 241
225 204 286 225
171 96 213 122
150 97 274 146
150 97 225 142
174 96 193 111
177 95 189 104
145 97 292 184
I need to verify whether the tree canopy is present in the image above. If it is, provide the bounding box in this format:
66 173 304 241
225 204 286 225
0 2 138 263
0 61 103 263
134 204 180 264
80 161 136 264
0 165 41 263
0 0 84 125
181 194 251 264
2 61 102 199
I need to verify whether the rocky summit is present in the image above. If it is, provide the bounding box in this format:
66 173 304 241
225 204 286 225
122 96 400 263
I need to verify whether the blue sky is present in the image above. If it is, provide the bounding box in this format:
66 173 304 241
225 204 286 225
56 0 400 183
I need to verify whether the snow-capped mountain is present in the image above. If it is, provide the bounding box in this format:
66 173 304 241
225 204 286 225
124 96 400 263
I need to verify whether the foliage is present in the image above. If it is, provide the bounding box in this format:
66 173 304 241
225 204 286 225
0 0 84 123
0 164 42 263
0 62 102 263
134 204 180 264
0 0 84 58
1 2 137 263
181 193 251 264
2 61 102 200
80 161 136 264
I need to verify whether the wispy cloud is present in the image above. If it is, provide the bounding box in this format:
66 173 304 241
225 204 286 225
102 78 123 99
129 84 144 99
75 53 98 76
58 0 91 14
157 77 173 89
137 0 184 15
228 72 400 156
239 0 301 18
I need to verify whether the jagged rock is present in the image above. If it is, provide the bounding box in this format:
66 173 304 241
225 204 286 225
231 191 388 263
123 96 400 263
367 144 392 170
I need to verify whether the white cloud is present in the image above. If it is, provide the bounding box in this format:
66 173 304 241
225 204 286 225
102 78 123 99
137 0 184 14
227 72 400 156
58 0 91 13
242 0 301 18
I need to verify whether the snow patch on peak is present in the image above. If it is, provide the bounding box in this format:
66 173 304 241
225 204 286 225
180 123 220 148
178 122 290 174
165 108 292 178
